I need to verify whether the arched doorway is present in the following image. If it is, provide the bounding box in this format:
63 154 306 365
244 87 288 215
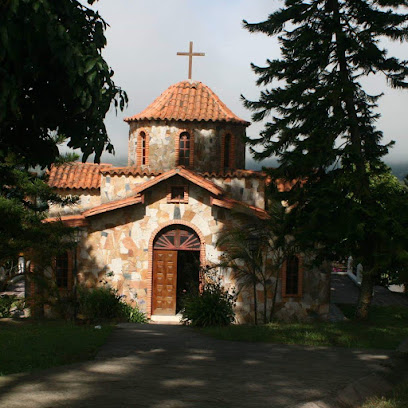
152 225 201 316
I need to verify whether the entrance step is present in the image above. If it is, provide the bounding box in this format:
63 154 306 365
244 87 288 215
150 314 183 325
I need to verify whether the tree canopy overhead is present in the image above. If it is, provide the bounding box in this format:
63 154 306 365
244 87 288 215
0 0 127 167
244 0 408 318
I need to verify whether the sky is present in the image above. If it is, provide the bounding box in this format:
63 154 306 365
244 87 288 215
84 0 408 168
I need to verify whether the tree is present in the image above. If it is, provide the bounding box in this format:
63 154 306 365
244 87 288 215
0 0 127 167
0 1 126 308
0 158 76 291
217 201 296 324
243 1 408 319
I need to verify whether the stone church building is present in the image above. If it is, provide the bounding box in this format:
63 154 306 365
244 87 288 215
46 79 329 322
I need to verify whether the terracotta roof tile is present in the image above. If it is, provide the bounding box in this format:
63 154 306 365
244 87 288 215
132 167 224 196
83 195 143 217
48 163 112 190
43 214 88 227
101 167 267 180
124 81 250 126
211 197 269 220
200 169 267 179
100 167 163 177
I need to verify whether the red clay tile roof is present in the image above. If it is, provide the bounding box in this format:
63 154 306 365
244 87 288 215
43 214 88 227
48 163 112 190
101 167 163 177
83 195 143 217
211 197 269 220
133 167 224 196
201 169 267 179
124 81 250 126
101 167 267 180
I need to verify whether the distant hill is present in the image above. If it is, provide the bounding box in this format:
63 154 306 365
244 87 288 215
246 158 408 181
388 162 408 181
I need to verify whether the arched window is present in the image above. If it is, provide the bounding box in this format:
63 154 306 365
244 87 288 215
55 252 70 289
221 133 235 170
283 255 302 297
141 132 147 165
138 131 149 166
178 132 191 167
224 134 231 168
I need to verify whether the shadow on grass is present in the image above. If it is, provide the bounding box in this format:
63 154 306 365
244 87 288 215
0 319 113 376
0 323 393 408
200 305 408 350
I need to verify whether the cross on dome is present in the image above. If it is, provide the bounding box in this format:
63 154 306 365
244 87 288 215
177 41 205 80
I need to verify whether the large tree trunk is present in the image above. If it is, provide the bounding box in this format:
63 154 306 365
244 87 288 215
253 281 258 325
263 284 267 324
270 268 280 322
355 273 374 320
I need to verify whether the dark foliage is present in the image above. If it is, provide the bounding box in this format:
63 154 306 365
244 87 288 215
78 285 146 323
243 0 408 318
181 278 236 327
0 0 127 167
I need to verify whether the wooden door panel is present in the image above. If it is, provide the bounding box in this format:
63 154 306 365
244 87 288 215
153 250 177 315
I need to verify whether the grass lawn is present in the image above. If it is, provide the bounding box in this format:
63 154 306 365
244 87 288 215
0 319 113 376
359 381 408 408
200 305 408 350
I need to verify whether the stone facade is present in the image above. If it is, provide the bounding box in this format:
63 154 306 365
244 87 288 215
48 176 329 323
128 120 246 173
74 181 230 317
45 79 330 323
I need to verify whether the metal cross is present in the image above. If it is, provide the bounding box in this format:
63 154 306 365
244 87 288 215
177 41 205 80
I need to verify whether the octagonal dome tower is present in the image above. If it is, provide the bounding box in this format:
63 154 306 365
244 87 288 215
124 80 250 173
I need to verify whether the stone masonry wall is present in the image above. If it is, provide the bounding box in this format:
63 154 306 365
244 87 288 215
128 120 246 172
210 176 266 209
48 189 102 216
72 180 329 323
76 181 226 315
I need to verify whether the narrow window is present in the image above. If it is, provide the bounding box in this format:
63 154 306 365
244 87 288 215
285 255 300 296
138 131 148 166
179 132 191 167
224 134 231 169
55 252 69 289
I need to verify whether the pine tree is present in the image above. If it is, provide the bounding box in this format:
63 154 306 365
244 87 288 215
244 0 408 319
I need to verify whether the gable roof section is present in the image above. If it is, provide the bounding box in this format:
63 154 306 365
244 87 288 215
43 214 88 227
46 166 268 222
132 167 224 196
211 197 269 220
48 162 112 190
83 195 143 218
124 81 250 126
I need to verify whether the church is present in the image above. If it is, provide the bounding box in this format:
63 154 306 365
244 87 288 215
45 46 329 322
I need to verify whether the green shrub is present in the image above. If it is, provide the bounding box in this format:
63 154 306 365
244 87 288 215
78 286 124 321
78 286 146 323
181 280 236 327
0 295 20 318
121 302 147 323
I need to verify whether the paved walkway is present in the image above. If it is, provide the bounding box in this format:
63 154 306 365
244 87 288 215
0 324 392 408
331 274 408 307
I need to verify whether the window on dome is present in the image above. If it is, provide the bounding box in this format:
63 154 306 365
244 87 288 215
224 134 232 169
141 132 147 165
138 131 149 166
178 132 191 167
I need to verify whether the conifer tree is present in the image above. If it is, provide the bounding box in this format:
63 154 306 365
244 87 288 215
244 0 408 319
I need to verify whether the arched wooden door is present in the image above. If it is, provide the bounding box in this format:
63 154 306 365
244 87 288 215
152 226 200 315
